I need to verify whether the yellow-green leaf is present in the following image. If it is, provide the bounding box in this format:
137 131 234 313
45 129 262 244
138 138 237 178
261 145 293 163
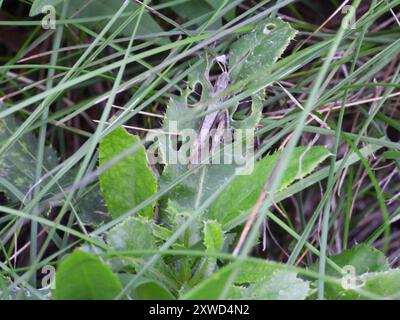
208 146 330 226
99 127 157 219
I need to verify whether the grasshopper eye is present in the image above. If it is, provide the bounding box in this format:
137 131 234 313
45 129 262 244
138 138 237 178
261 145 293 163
263 23 276 34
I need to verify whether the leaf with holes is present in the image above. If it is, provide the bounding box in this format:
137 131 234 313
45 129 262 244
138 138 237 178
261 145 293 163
229 18 297 89
227 18 297 129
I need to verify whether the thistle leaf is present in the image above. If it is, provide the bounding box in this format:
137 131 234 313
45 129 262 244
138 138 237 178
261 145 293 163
99 127 157 219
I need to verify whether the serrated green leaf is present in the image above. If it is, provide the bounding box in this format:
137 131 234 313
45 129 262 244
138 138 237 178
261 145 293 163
182 259 287 299
99 127 157 219
208 146 331 227
357 270 400 299
229 18 297 88
160 197 204 247
152 224 173 242
108 223 173 288
192 220 225 280
233 260 286 284
54 250 121 300
203 220 224 252
106 216 157 252
240 271 310 300
160 163 236 223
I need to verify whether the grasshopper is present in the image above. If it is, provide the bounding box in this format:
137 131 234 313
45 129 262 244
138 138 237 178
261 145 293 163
189 55 231 166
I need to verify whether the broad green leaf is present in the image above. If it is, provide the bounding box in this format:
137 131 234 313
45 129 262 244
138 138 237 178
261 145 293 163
233 260 286 284
118 274 175 300
182 259 287 299
99 127 157 219
229 18 297 88
239 271 310 300
208 146 331 227
159 164 236 227
54 250 121 300
0 105 108 226
73 184 109 227
161 0 221 28
106 216 157 253
30 0 64 16
326 269 400 300
67 1 164 38
311 244 392 300
181 262 236 299
31 0 165 39
311 244 389 277
133 280 175 300
133 281 175 300
106 217 171 276
0 104 59 202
